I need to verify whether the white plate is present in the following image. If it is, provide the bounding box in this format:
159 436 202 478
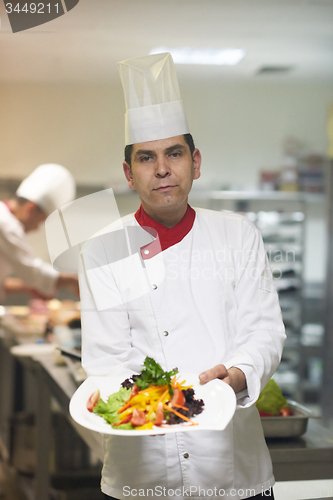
69 372 236 436
10 343 57 357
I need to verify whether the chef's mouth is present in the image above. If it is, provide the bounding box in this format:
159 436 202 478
154 185 177 191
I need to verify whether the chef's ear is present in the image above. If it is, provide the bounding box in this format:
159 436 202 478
123 161 135 190
192 148 202 180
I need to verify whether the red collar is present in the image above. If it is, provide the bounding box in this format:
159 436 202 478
2 200 14 214
135 204 196 259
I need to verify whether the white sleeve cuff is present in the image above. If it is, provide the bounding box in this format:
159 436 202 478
224 358 260 408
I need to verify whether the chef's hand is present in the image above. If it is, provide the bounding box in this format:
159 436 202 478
4 278 54 299
56 273 79 297
199 365 247 394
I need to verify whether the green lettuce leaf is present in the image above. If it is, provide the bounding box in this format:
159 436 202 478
256 379 288 415
93 386 133 428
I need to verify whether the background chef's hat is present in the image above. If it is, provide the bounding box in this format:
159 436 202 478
118 52 190 145
16 163 76 215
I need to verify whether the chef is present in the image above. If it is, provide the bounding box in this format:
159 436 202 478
79 53 286 500
0 163 78 302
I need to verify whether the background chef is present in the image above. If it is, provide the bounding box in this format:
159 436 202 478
0 163 78 302
79 53 286 500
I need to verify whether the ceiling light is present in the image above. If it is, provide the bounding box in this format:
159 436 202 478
149 47 245 66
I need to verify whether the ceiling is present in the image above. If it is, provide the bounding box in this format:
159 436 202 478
0 0 333 84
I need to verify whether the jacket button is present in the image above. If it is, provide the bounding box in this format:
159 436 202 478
163 331 169 337
144 249 149 255
183 453 189 459
152 284 157 290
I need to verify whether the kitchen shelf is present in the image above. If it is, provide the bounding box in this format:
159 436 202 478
190 189 324 203
196 190 325 404
253 210 304 399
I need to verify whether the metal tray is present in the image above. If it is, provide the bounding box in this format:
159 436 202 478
260 400 317 438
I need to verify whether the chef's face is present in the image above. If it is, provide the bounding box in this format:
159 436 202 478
21 202 47 232
123 135 201 215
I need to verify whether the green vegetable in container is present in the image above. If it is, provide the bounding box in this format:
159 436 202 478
256 379 288 416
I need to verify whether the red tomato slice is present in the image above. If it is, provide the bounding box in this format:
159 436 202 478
131 408 147 426
279 407 291 417
86 390 100 412
154 402 164 426
130 384 139 399
170 388 185 408
258 411 275 417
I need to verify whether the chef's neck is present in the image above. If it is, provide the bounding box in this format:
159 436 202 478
140 200 188 228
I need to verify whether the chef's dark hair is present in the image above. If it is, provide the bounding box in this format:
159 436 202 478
14 195 43 212
124 133 195 169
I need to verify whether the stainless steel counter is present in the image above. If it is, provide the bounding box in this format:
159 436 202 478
267 419 333 481
35 353 104 461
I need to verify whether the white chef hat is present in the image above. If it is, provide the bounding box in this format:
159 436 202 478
118 52 190 145
16 164 76 215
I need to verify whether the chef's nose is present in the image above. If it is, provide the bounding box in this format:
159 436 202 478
155 156 171 178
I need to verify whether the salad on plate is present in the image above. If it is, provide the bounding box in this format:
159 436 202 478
86 357 205 430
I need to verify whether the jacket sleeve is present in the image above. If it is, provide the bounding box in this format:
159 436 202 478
0 218 58 295
79 239 146 379
224 217 286 408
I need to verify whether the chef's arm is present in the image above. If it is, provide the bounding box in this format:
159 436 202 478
199 365 247 394
201 219 286 408
4 277 54 299
1 221 79 297
4 274 79 298
220 218 286 408
0 223 58 296
56 273 79 296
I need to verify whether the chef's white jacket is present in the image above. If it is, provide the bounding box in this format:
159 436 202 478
79 207 286 500
0 201 58 301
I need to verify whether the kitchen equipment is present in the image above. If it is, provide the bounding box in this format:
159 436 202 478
261 400 318 438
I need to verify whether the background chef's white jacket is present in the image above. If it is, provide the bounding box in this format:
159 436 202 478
79 208 286 500
0 201 58 301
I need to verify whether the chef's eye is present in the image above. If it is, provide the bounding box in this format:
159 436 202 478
140 155 152 162
170 152 181 158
